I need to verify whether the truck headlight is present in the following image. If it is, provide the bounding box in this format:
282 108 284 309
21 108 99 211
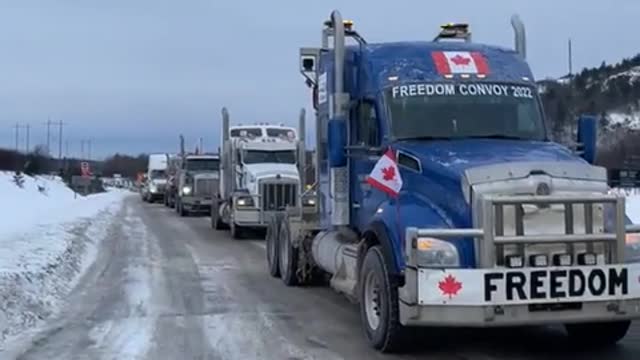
236 196 254 207
149 184 157 193
303 197 316 206
182 186 192 195
415 238 460 267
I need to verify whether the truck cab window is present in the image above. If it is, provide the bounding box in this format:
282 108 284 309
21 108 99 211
355 101 380 147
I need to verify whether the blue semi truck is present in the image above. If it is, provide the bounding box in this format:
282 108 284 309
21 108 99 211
265 10 640 352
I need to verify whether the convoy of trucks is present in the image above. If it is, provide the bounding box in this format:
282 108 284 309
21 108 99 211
138 9 640 354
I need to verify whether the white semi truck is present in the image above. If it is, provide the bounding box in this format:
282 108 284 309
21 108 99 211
211 107 312 239
142 153 168 202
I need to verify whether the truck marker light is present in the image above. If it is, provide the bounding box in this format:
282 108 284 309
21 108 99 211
416 238 434 251
529 254 548 267
577 253 597 266
505 255 524 268
387 76 399 81
552 253 572 267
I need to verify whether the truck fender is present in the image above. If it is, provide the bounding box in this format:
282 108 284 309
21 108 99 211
360 195 453 282
360 220 403 285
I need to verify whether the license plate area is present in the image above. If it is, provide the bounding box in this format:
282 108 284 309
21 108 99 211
417 264 640 306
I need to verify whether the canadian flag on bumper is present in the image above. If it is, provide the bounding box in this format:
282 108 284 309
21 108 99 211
366 149 402 197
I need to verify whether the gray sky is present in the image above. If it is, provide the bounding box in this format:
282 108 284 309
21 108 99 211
1 0 638 159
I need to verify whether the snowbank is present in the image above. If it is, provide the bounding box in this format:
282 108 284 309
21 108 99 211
0 171 128 346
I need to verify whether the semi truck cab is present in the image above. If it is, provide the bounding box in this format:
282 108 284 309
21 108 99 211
213 109 308 239
268 10 640 353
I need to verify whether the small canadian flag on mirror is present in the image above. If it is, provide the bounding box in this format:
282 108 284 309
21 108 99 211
366 149 403 197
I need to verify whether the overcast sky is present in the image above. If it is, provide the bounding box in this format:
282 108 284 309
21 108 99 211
1 0 638 159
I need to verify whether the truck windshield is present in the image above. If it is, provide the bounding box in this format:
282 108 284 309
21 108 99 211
230 128 262 137
385 82 546 141
186 159 220 171
266 128 294 138
243 150 296 164
149 170 165 179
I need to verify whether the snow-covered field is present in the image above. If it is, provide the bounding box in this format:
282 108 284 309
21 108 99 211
0 172 128 347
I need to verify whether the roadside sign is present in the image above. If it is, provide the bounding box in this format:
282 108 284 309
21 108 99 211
80 162 91 177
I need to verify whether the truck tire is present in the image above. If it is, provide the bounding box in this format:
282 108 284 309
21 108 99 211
359 245 406 353
278 216 299 286
265 213 281 278
179 201 189 217
230 222 246 239
210 200 227 230
565 320 630 347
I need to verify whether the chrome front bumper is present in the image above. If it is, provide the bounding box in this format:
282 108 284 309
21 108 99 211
400 193 640 326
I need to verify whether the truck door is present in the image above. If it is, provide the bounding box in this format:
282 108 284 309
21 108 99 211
348 99 383 230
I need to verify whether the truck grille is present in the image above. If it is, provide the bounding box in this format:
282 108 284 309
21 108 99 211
195 178 217 196
261 182 297 211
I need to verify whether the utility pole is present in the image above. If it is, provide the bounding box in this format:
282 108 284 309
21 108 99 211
25 124 30 153
81 140 85 159
45 117 53 156
57 120 64 159
65 140 69 158
88 139 92 160
13 123 20 151
568 38 573 77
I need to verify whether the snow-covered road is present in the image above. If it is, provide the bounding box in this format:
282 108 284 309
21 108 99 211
3 190 640 359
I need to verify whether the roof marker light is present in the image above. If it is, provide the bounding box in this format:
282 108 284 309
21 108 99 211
444 74 454 79
477 74 487 79
522 76 530 81
460 74 471 79
388 76 399 81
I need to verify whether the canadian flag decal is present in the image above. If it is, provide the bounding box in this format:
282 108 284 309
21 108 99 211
366 149 403 197
432 51 489 75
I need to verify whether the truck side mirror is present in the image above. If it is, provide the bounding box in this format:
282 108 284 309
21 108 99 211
576 115 598 164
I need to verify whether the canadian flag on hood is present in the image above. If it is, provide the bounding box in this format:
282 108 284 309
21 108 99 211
366 149 403 197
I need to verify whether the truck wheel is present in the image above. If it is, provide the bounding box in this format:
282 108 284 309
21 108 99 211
210 200 227 230
179 202 189 217
359 245 406 352
278 216 299 286
266 213 281 278
565 320 630 347
230 221 246 239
